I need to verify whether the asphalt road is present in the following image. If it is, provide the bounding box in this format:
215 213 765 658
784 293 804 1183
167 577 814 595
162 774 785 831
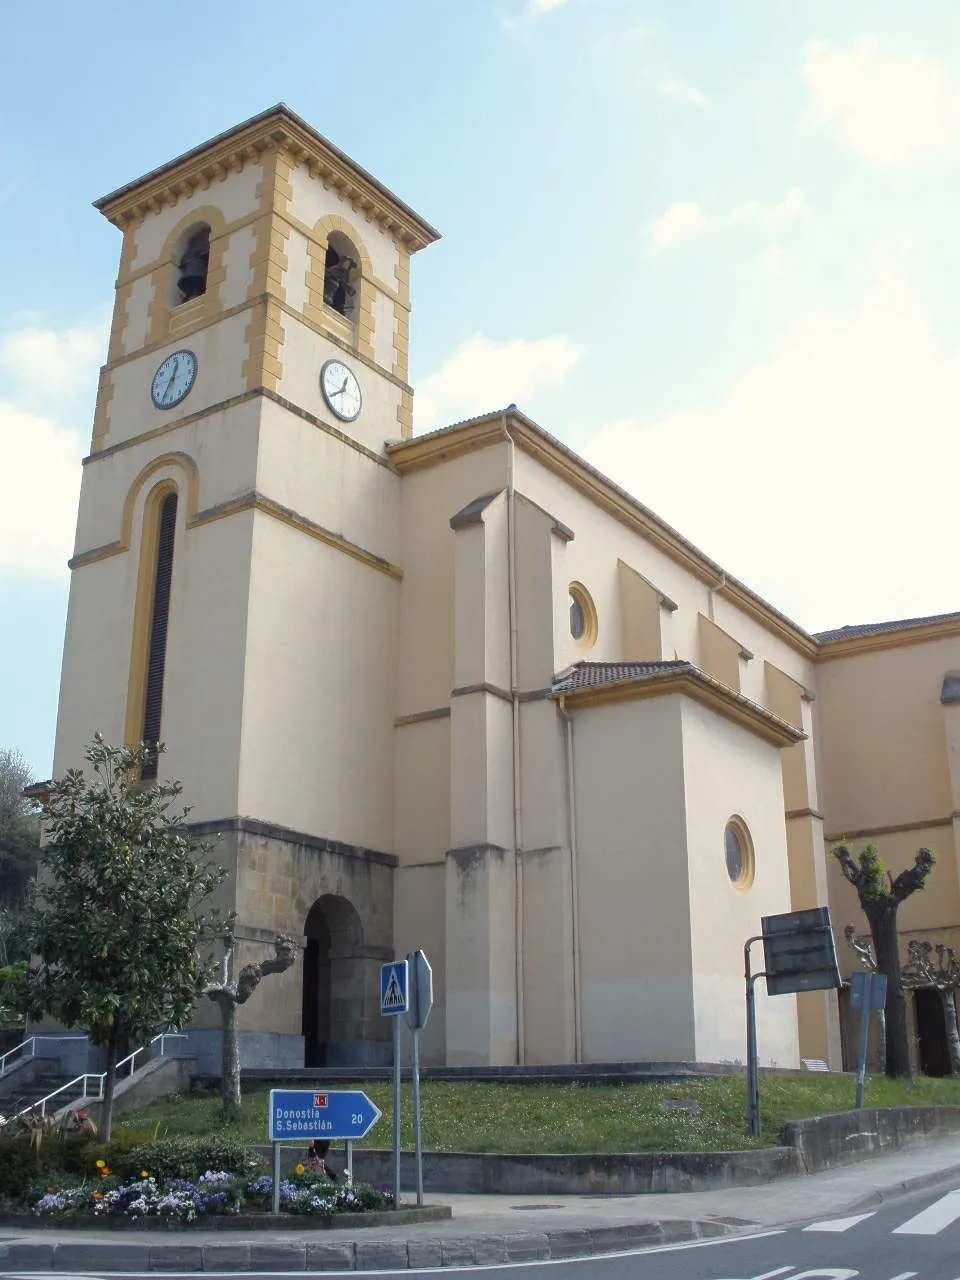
6 1181 960 1279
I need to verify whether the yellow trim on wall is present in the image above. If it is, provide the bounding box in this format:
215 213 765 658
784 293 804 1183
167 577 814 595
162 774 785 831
555 668 804 748
123 479 178 748
568 581 598 650
70 452 200 569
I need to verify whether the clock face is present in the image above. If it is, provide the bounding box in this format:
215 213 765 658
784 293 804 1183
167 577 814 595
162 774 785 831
151 350 198 410
320 359 362 422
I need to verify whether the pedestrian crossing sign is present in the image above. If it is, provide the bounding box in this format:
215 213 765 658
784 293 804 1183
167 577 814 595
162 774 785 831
380 959 409 1016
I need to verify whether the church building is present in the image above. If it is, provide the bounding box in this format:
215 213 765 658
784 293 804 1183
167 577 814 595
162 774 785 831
50 106 960 1075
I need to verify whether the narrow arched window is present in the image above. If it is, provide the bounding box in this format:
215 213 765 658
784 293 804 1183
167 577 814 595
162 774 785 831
175 224 210 304
140 492 178 779
322 232 360 322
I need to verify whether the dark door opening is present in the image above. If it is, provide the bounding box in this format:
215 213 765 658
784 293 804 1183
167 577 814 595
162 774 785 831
302 908 332 1068
914 987 951 1077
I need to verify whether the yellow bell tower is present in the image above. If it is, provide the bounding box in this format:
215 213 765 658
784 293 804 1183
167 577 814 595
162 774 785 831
53 106 439 1069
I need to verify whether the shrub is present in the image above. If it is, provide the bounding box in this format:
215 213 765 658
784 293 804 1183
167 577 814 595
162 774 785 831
126 1135 262 1182
0 1139 42 1200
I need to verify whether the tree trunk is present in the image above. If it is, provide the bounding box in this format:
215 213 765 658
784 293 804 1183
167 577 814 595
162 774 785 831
871 909 911 1079
101 1016 119 1143
940 987 960 1075
220 998 241 1115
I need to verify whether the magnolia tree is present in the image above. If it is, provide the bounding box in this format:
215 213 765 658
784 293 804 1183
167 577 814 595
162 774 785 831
834 842 935 1079
205 927 297 1116
24 736 229 1140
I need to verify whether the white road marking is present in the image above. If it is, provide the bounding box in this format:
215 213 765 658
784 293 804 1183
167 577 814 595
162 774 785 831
886 1272 918 1279
893 1188 960 1235
803 1212 876 1233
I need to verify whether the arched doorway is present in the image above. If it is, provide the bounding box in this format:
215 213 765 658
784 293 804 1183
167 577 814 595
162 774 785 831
302 895 365 1068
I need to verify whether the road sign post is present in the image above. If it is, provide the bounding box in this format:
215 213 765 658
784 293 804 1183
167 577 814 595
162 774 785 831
745 908 842 1137
267 1089 381 1214
850 970 887 1109
381 959 410 1208
404 949 434 1206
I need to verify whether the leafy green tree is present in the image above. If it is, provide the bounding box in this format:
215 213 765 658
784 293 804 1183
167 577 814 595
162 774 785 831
0 748 41 924
0 959 28 1027
834 842 935 1079
24 735 229 1139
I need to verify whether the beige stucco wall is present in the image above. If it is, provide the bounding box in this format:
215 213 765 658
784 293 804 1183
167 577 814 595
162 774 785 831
681 699 799 1067
570 694 696 1060
512 450 817 704
276 320 403 458
286 164 400 288
255 396 400 566
817 638 960 838
127 164 263 272
236 511 398 850
105 311 251 450
395 443 509 719
54 458 254 824
393 863 446 1064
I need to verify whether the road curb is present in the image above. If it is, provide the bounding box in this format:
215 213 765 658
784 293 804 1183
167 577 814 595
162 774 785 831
0 1216 737 1271
845 1161 960 1213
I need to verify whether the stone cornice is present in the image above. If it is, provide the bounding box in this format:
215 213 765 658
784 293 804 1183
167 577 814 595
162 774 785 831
816 616 960 660
95 104 440 253
389 411 820 660
554 666 805 748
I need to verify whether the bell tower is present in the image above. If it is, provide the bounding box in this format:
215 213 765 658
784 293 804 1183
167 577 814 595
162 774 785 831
53 106 439 1068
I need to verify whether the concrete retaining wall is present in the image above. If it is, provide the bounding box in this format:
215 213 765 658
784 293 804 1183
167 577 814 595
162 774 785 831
782 1106 960 1173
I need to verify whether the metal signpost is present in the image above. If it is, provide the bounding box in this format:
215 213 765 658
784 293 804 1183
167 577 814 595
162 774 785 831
850 970 887 1109
380 959 409 1207
744 907 841 1137
404 949 434 1206
267 1089 381 1214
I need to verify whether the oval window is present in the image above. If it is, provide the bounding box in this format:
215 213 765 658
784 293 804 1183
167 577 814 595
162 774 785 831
568 582 597 648
724 818 754 890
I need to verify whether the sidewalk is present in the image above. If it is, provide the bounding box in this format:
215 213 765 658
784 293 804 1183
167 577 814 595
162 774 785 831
4 1137 960 1272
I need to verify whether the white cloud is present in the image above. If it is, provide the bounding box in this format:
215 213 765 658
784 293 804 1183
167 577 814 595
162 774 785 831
583 243 960 632
803 38 959 166
657 77 711 108
651 188 804 251
0 322 105 580
415 334 584 431
757 244 784 272
527 0 568 12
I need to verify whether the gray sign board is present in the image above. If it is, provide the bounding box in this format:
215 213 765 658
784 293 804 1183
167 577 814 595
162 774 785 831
761 906 841 996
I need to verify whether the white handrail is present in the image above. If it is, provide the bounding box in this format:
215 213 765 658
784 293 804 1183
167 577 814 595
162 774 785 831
9 1031 188 1122
0 1034 88 1078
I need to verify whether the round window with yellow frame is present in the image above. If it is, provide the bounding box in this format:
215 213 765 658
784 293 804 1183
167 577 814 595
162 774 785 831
568 581 598 649
724 816 755 890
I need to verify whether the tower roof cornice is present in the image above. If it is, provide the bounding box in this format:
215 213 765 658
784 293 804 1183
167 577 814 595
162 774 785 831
94 103 441 252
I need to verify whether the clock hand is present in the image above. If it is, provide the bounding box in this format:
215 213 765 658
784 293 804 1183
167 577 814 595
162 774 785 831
162 358 180 401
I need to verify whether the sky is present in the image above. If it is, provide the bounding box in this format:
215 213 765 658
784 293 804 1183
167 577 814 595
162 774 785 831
2 0 959 778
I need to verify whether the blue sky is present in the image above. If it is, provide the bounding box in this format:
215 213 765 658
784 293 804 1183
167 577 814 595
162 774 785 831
3 0 959 777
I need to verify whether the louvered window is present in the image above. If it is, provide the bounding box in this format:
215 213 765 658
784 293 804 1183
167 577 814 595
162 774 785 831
140 492 178 780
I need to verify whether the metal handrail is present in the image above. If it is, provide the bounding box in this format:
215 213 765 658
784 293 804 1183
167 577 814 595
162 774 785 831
0 1034 89 1078
9 1031 189 1122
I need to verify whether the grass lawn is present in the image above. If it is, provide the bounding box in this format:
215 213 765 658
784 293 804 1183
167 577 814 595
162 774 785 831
115 1074 960 1155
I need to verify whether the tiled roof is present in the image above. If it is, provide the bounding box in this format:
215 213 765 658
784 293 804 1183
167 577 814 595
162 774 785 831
552 660 692 692
814 612 960 644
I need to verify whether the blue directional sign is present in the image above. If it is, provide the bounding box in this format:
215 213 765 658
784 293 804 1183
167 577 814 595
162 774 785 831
268 1089 382 1142
380 959 409 1016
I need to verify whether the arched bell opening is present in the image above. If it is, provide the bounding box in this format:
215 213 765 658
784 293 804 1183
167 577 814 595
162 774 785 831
322 231 360 324
169 223 211 307
302 894 366 1067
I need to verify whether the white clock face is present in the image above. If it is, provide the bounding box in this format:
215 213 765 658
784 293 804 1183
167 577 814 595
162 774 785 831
320 360 362 422
151 350 198 410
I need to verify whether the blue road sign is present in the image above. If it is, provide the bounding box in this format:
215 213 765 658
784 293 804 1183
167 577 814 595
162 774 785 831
268 1089 382 1142
381 959 409 1016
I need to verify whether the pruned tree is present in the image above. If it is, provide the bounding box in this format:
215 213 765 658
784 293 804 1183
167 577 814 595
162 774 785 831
834 842 935 1078
23 735 229 1140
205 927 297 1116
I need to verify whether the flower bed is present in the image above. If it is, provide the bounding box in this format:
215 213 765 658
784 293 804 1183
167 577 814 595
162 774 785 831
16 1166 390 1224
